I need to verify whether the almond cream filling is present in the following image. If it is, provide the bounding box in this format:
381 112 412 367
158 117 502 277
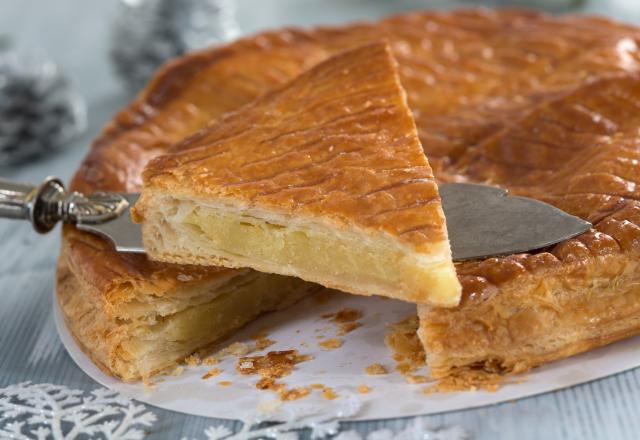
115 272 313 379
143 195 460 306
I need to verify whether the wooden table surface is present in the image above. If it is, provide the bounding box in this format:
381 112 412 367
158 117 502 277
1 0 639 438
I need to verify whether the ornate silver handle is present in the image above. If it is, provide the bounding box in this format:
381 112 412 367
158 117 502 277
0 176 130 233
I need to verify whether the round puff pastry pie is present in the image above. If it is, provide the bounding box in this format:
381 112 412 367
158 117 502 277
58 8 640 380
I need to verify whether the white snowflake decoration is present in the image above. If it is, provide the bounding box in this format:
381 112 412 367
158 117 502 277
0 382 157 440
190 391 360 440
202 426 233 439
0 383 466 440
197 391 467 440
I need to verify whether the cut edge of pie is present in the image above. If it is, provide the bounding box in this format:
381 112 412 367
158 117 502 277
419 72 640 379
56 233 319 381
136 193 460 307
420 247 640 378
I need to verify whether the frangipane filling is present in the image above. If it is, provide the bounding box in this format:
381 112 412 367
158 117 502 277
115 272 313 378
146 199 459 305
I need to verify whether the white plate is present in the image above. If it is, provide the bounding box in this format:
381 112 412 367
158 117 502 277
55 291 640 420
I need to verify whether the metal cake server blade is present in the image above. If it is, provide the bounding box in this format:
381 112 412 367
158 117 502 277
439 183 591 261
0 177 592 261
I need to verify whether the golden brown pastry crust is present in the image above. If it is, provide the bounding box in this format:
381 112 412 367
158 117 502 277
57 228 253 380
420 74 640 376
59 8 640 378
71 9 640 196
57 251 119 377
421 251 640 378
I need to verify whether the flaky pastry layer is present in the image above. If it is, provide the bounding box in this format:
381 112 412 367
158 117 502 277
57 243 318 380
421 252 640 378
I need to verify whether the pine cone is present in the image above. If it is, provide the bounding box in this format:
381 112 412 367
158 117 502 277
0 54 86 165
110 0 239 92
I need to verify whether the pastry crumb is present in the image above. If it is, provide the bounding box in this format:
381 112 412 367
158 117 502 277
358 384 371 394
236 350 313 379
251 330 276 350
385 315 425 376
322 387 338 400
218 380 232 387
396 363 416 375
335 308 363 322
255 378 311 401
385 315 429 383
318 338 343 350
321 308 363 336
251 330 269 340
204 356 219 365
202 368 221 380
256 377 284 392
279 386 311 401
219 342 251 357
256 338 276 350
185 353 201 366
365 363 388 375
424 369 506 393
406 375 428 384
310 383 324 389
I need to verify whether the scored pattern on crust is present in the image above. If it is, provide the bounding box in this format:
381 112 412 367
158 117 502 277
452 74 640 302
138 43 448 250
417 74 640 376
68 9 640 297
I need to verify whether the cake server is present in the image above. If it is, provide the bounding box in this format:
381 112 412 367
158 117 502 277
0 176 591 261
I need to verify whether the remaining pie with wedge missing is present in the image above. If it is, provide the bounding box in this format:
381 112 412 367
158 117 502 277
58 8 640 383
419 73 640 378
132 43 461 307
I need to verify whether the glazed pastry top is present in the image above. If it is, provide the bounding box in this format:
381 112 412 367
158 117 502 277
67 9 640 302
